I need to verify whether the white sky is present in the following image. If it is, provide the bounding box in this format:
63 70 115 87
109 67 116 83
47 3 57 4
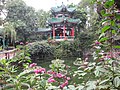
0 0 80 19
23 0 80 11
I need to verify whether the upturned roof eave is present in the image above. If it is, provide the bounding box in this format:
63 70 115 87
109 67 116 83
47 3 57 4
51 7 76 13
48 17 80 24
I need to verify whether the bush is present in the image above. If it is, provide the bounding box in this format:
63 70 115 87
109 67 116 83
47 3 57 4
55 41 82 58
27 41 54 62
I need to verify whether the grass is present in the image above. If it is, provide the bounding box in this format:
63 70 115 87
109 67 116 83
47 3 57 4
38 57 78 70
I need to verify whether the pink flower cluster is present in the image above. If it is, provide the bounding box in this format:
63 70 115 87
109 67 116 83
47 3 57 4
26 42 28 44
29 63 37 68
20 42 24 45
30 63 46 74
95 41 101 45
60 80 68 89
47 70 70 89
20 42 29 45
34 68 46 74
98 52 117 61
48 76 56 83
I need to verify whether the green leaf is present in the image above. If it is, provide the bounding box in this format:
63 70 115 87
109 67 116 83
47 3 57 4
98 85 109 89
94 66 107 77
103 14 113 17
0 67 4 71
99 37 108 42
86 81 96 90
101 19 109 24
68 85 76 90
94 70 100 77
115 14 120 20
104 0 114 8
78 73 87 76
111 30 116 34
113 45 120 49
77 85 84 90
100 10 106 16
113 76 120 87
99 33 105 39
110 20 115 26
99 79 109 85
102 26 110 33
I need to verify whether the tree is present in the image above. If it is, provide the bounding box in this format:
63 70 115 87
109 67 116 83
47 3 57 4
5 0 37 42
78 0 100 34
68 3 87 37
3 22 16 46
75 8 87 32
36 9 50 28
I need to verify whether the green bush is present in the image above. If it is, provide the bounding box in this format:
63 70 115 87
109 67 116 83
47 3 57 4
55 41 82 58
12 46 31 69
27 41 54 61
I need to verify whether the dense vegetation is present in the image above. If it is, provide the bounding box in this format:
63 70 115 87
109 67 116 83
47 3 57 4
0 0 120 90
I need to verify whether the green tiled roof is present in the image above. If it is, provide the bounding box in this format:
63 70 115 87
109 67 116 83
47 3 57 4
48 17 64 24
67 18 80 23
67 8 76 12
51 7 76 13
36 28 52 32
51 7 63 13
48 17 80 24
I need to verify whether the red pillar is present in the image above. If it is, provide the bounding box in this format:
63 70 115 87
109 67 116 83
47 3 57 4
71 27 74 39
63 25 66 40
53 24 55 39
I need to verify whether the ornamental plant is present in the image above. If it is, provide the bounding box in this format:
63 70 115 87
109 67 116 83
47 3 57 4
48 59 71 89
0 59 74 90
73 0 120 89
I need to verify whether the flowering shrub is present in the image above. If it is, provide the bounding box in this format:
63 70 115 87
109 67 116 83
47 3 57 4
47 59 71 89
0 59 73 90
34 68 46 74
47 72 70 89
29 63 37 68
0 50 120 90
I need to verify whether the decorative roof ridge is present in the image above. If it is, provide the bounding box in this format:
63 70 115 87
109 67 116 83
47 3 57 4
51 6 76 13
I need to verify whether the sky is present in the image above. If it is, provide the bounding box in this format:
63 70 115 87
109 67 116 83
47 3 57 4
23 0 80 11
0 0 80 20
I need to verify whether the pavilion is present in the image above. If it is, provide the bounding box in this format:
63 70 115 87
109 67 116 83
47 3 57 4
47 5 80 41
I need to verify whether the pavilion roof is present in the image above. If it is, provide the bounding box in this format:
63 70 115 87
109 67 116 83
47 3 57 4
36 28 52 33
48 17 80 24
48 17 64 24
51 6 76 13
